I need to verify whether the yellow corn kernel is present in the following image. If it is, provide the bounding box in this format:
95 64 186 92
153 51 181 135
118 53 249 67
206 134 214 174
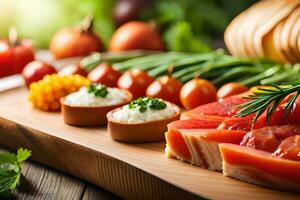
28 74 89 111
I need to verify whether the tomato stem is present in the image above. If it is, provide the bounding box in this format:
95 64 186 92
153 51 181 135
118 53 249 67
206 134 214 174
80 15 94 33
9 27 19 46
167 65 174 78
194 73 201 80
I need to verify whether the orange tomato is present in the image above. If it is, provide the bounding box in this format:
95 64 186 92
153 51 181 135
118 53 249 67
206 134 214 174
50 17 102 59
117 69 154 99
217 82 248 99
50 28 102 59
109 21 164 51
146 75 182 105
180 78 217 110
88 63 121 87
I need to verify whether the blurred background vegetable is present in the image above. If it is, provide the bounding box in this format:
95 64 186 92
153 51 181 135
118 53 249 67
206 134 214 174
109 21 164 51
0 27 35 78
0 0 256 51
50 16 102 59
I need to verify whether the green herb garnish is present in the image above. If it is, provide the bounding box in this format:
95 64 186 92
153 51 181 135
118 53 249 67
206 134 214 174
87 84 108 98
0 148 31 198
128 97 167 113
236 82 300 128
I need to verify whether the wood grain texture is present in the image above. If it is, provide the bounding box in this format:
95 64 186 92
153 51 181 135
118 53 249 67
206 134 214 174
0 88 299 200
0 148 121 200
15 162 85 200
82 185 120 200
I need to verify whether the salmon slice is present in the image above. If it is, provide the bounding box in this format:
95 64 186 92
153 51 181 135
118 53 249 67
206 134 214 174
218 115 254 131
220 143 300 192
182 93 250 119
166 119 222 165
220 96 300 131
169 119 222 130
165 119 246 171
241 125 300 152
273 135 300 161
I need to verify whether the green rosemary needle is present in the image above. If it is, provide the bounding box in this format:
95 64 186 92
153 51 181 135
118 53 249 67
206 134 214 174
236 82 300 127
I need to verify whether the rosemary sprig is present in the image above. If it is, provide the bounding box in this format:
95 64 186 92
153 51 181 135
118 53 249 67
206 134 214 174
236 82 300 127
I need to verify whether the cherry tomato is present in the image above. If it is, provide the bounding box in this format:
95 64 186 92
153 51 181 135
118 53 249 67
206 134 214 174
180 78 217 110
146 75 182 105
12 42 35 74
217 82 248 99
117 69 154 99
87 63 121 87
0 41 13 77
58 64 87 77
0 39 34 78
22 61 57 87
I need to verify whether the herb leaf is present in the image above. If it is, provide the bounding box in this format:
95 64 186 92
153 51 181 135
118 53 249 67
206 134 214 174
17 148 31 163
236 82 300 127
128 97 167 113
0 148 31 198
87 84 108 98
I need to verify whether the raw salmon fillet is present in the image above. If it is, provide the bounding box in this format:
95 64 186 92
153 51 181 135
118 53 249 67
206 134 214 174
220 125 300 192
166 94 249 170
165 119 245 171
182 93 249 119
220 143 300 192
166 92 300 191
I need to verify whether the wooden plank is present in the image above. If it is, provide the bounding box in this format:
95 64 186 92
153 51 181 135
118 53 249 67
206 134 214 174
82 184 121 200
0 148 121 200
0 87 299 200
14 160 85 200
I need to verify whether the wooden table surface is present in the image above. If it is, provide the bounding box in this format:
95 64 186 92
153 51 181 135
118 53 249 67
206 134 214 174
0 148 122 200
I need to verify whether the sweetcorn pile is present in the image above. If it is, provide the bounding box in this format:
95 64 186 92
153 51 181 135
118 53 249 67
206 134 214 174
28 74 90 111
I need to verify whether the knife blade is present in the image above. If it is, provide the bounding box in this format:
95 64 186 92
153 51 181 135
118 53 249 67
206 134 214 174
0 74 24 92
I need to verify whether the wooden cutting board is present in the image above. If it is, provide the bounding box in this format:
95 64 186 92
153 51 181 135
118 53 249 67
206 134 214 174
0 87 299 200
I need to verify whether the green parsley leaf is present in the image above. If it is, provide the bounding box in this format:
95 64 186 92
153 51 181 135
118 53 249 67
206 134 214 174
87 84 108 98
0 153 17 165
0 148 31 198
128 97 167 113
0 169 19 198
16 148 31 163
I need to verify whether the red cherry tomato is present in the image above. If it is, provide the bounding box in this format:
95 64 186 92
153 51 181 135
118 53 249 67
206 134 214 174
0 41 13 77
146 75 183 105
0 39 34 78
22 61 57 87
58 64 87 77
217 82 248 99
180 78 217 110
87 63 121 87
117 69 154 99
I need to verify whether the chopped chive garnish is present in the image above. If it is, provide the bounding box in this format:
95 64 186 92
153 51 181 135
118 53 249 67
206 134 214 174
87 84 108 98
128 97 167 113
